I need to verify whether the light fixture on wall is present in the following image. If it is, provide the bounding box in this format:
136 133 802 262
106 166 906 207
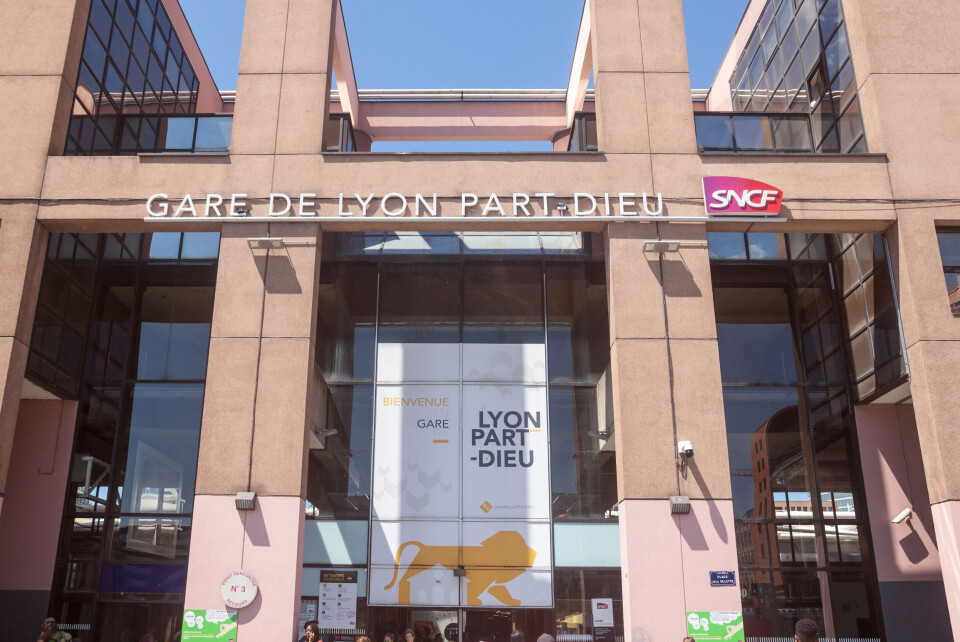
670 495 691 515
642 240 681 253
235 491 257 511
247 237 285 250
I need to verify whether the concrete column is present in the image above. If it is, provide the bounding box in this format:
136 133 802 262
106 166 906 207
0 400 77 640
231 0 336 156
607 223 739 641
185 222 321 641
837 1 960 635
0 0 86 513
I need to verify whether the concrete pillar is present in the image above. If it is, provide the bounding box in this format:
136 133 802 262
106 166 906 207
842 1 960 634
0 400 77 640
231 0 335 157
607 223 739 641
184 222 321 640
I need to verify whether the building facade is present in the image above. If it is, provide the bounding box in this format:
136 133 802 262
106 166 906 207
0 0 959 640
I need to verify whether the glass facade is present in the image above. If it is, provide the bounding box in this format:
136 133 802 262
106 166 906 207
305 232 619 641
28 232 219 640
711 232 883 639
66 0 201 155
728 0 866 153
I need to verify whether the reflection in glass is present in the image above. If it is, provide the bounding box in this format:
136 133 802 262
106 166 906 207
136 286 214 380
463 261 543 344
715 287 799 385
307 386 374 519
546 263 609 384
112 516 191 561
317 263 378 382
117 384 205 514
379 263 459 343
550 387 618 520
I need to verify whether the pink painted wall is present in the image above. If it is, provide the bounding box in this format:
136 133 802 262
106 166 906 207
705 0 767 111
159 0 225 113
184 495 305 641
855 404 943 582
931 501 960 639
0 399 77 591
620 499 741 641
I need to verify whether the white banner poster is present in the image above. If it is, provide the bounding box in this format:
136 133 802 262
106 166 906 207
370 342 552 607
462 385 550 519
373 384 460 520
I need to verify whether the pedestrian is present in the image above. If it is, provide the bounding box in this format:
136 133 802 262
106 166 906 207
356 636 373 642
404 628 416 642
536 634 555 642
383 633 396 642
299 620 320 642
510 631 525 642
683 637 696 642
794 619 819 642
140 626 157 642
37 617 72 642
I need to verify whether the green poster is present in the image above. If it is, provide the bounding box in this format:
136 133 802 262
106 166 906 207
685 611 745 641
182 609 239 641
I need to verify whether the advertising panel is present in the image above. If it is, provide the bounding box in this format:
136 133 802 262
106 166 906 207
685 611 745 641
181 609 238 641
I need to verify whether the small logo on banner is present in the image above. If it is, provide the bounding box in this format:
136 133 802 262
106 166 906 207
703 176 783 216
480 500 493 514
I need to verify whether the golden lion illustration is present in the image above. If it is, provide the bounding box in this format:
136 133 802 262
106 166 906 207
383 530 537 606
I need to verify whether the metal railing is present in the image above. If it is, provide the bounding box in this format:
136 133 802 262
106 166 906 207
69 113 232 155
695 112 815 153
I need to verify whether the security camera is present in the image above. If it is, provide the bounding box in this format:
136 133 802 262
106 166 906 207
891 508 912 525
678 441 694 458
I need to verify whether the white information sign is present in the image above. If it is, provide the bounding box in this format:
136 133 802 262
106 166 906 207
592 598 615 627
318 571 358 630
220 569 258 609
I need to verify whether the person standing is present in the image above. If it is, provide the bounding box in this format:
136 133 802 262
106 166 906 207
794 619 819 642
382 632 396 642
298 620 320 642
37 617 72 641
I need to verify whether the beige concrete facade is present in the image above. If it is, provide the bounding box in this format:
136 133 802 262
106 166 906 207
2 0 960 640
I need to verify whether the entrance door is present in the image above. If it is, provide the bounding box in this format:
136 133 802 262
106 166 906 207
367 607 551 642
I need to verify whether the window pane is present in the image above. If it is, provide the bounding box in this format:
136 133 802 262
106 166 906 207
695 115 734 150
550 386 618 520
112 516 191 561
379 263 459 343
733 116 773 150
716 287 799 384
771 116 813 151
117 383 205 514
819 0 842 44
135 286 214 380
708 233 748 260
317 262 378 381
747 233 786 259
546 263 609 384
721 387 804 518
824 27 850 81
180 232 220 259
463 261 543 344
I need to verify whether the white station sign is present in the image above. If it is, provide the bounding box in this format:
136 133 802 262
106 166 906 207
220 569 258 608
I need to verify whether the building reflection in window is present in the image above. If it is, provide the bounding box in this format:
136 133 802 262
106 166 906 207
712 234 882 639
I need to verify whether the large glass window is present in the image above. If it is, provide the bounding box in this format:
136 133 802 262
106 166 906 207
727 0 866 154
66 0 201 155
307 233 617 638
712 235 883 639
32 233 219 640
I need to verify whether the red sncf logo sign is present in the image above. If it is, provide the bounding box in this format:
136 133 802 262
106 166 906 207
703 176 783 216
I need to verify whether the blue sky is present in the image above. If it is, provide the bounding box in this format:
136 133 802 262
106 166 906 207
179 0 748 150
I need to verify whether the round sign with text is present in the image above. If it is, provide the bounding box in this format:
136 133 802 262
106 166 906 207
220 569 258 608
